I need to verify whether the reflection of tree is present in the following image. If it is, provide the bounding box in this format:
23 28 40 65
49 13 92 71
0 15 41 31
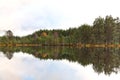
0 47 17 60
92 48 120 75
5 51 13 59
0 47 120 75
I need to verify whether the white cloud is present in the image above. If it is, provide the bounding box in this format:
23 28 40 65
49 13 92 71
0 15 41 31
0 0 120 36
0 52 83 80
0 52 120 80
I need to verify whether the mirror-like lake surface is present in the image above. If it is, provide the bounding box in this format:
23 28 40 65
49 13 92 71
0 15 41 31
0 47 120 80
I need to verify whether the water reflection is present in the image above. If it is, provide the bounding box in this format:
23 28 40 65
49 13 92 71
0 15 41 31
0 52 90 80
0 47 120 76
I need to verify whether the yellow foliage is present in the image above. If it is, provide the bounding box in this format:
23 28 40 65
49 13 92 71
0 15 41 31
41 32 47 37
42 53 48 58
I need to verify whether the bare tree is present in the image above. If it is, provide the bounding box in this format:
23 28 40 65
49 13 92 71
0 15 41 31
6 30 13 37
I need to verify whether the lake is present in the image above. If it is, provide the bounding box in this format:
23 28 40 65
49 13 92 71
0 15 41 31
0 47 120 80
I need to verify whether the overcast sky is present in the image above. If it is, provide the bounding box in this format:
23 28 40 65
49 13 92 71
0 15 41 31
0 0 120 36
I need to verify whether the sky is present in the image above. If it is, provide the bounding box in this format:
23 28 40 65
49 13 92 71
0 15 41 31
0 0 120 36
0 52 120 80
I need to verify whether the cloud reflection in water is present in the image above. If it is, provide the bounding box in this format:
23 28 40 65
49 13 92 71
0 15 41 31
0 52 119 80
0 52 89 80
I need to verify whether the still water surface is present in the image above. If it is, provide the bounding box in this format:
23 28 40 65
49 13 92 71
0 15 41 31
0 47 120 80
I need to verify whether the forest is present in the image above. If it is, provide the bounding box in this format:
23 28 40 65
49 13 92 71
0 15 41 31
0 15 120 46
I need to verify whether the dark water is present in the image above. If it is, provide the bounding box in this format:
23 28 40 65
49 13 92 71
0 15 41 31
0 47 120 80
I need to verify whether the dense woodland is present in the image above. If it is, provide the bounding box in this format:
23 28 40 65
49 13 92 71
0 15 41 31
0 15 120 45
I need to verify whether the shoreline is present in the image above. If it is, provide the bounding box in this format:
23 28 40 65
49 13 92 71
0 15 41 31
0 43 120 47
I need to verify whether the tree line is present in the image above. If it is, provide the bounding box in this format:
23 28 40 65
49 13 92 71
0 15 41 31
0 15 120 45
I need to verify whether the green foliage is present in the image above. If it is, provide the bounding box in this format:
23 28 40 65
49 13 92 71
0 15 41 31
0 46 120 75
0 15 120 44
